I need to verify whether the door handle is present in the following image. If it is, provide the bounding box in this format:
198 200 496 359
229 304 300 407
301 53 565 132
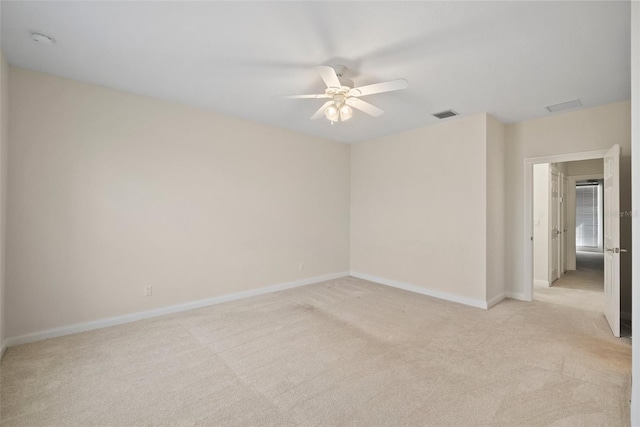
606 248 626 254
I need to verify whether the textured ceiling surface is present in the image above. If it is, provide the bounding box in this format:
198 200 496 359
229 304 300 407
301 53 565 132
1 1 631 143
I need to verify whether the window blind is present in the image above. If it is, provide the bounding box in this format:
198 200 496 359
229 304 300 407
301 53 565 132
575 184 600 248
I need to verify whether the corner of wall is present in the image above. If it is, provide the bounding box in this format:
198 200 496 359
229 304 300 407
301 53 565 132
485 115 507 304
350 115 491 306
5 68 351 340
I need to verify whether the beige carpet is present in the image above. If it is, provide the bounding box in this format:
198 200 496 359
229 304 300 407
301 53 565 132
535 252 604 313
1 276 631 426
575 251 607 272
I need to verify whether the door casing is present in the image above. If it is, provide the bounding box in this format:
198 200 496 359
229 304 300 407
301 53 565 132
603 144 621 337
523 149 609 301
549 168 560 283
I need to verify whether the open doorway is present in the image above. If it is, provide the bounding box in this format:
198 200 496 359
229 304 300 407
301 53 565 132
524 146 625 337
532 160 604 313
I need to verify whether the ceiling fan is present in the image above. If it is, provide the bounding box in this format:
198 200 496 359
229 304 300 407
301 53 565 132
281 65 408 123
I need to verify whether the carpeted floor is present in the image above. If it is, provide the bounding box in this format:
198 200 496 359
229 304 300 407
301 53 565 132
535 251 605 313
1 276 631 426
575 251 606 272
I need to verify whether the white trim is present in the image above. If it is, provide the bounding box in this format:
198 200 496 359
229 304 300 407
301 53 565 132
560 171 567 279
524 148 609 303
567 175 577 270
534 279 550 287
487 293 506 308
548 167 559 285
0 340 7 359
4 271 350 348
524 149 608 166
350 271 489 309
506 291 527 301
524 158 534 301
632 3 640 424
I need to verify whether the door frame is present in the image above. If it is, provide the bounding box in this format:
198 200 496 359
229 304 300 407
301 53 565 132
548 167 561 284
523 149 608 301
560 173 568 277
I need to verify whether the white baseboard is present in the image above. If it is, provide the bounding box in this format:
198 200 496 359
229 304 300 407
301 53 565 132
5 271 350 348
506 291 528 301
0 339 6 359
350 271 490 309
534 279 550 287
487 293 506 308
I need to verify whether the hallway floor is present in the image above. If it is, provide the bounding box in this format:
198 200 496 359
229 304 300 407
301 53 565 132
534 251 604 313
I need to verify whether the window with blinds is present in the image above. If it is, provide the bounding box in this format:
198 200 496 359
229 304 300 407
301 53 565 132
575 182 602 249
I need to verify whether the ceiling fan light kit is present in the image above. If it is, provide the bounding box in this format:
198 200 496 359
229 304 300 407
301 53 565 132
323 94 354 124
282 65 408 124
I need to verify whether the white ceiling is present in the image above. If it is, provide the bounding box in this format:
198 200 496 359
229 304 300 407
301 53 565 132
1 1 631 143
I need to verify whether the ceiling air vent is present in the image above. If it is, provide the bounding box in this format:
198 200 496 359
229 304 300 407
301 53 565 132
545 99 582 113
432 109 458 119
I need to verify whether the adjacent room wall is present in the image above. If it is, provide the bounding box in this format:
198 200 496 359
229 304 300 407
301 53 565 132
533 163 550 285
505 101 632 313
0 51 8 354
566 159 604 176
351 114 494 305
7 68 351 339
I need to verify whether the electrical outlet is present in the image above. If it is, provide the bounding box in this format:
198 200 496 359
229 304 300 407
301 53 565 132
145 286 152 297
299 263 304 271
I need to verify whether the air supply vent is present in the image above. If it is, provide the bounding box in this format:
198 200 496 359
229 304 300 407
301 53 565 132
432 109 458 119
545 99 582 113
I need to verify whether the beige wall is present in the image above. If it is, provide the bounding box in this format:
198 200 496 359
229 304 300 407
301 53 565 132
351 114 491 303
566 159 604 176
533 163 550 284
6 68 350 338
505 101 632 314
3 67 632 342
0 51 8 351
486 115 506 302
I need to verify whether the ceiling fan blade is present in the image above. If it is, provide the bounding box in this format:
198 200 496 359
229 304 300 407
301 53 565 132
349 79 408 97
316 66 342 89
279 94 329 99
345 98 384 117
311 101 334 120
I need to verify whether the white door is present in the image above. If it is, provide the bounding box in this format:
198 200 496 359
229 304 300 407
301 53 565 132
550 170 560 283
604 144 621 337
560 174 568 276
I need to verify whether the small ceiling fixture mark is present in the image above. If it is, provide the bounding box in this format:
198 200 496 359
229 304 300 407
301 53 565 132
433 110 458 119
31 32 56 45
545 99 581 113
